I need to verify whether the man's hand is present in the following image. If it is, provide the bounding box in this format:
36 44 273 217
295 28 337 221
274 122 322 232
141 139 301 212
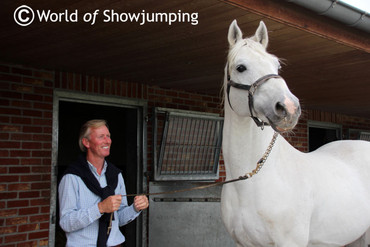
134 195 149 212
98 195 122 214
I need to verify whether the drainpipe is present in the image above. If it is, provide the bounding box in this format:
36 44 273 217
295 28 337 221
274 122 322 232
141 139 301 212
286 0 370 33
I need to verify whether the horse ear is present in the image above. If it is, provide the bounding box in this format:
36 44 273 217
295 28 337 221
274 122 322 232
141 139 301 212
253 21 269 49
228 20 243 46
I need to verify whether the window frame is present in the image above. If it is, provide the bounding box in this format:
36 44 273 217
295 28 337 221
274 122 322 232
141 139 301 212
153 107 223 181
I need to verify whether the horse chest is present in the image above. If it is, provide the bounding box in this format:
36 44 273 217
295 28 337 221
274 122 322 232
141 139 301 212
222 182 296 246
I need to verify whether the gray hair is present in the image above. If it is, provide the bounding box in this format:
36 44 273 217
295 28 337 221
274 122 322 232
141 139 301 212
78 119 108 152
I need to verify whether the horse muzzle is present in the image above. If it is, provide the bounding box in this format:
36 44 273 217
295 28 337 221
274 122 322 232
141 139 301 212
267 96 301 132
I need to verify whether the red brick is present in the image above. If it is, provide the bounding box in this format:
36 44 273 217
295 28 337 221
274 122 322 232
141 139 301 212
39 239 49 246
20 175 42 182
18 206 39 215
31 166 50 173
40 190 50 197
0 184 7 191
32 118 51 126
42 157 51 166
6 217 28 225
30 198 49 206
40 222 49 230
23 94 42 101
43 126 52 134
22 110 42 118
8 183 31 191
22 142 42 149
43 111 52 118
11 100 32 108
0 91 22 99
0 74 22 83
0 226 17 234
23 77 43 86
33 70 54 80
20 158 42 165
19 191 40 198
29 214 49 223
4 233 27 243
11 117 32 125
43 95 53 102
31 182 50 190
10 150 31 158
34 86 52 95
40 206 50 214
9 166 30 173
0 141 20 149
7 200 29 208
0 149 9 156
10 133 32 141
18 223 39 232
31 151 51 158
23 126 42 133
33 102 52 110
0 124 21 131
0 192 17 199
28 230 49 240
11 84 33 93
32 134 51 142
0 209 17 217
16 240 38 247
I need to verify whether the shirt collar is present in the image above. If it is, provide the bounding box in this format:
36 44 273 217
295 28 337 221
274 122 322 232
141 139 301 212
86 160 108 177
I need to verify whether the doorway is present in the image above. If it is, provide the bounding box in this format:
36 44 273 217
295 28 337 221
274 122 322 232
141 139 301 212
53 97 144 247
308 121 341 152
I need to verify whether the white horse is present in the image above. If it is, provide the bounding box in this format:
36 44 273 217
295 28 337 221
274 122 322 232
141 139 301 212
221 20 370 247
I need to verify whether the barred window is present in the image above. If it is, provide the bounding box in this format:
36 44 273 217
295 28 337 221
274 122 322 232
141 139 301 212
153 108 223 181
359 132 370 141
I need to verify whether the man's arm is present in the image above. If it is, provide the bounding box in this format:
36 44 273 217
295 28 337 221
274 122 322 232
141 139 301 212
58 174 101 232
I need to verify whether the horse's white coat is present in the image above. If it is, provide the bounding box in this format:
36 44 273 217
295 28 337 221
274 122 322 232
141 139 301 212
221 20 370 247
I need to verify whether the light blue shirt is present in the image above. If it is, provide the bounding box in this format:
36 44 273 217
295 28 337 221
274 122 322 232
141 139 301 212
58 161 140 247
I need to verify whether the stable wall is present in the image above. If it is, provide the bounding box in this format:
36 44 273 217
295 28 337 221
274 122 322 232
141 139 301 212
1 61 370 246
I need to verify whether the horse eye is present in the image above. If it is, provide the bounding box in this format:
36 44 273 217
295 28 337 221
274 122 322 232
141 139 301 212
236 65 247 73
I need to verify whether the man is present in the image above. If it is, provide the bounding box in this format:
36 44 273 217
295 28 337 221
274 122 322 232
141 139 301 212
59 119 149 247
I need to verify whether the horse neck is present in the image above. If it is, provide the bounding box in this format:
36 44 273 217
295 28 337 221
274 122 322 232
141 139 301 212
222 105 279 179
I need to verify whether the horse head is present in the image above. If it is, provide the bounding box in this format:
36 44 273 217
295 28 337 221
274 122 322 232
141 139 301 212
225 20 301 132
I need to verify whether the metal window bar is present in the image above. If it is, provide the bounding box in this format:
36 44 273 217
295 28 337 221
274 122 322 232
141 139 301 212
154 108 223 181
359 132 370 141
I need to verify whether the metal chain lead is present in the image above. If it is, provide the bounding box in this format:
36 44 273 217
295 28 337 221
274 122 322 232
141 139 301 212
246 132 278 178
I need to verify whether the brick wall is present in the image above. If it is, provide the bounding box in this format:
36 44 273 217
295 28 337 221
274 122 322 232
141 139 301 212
0 64 53 247
283 110 370 152
1 61 370 246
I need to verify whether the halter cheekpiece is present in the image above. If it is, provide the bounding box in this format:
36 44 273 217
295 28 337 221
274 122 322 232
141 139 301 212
226 64 282 128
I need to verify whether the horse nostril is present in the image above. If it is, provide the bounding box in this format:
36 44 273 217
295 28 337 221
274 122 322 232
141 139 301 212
275 102 287 117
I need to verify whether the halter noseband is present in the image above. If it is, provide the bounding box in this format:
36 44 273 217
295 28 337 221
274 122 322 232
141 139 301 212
226 66 282 128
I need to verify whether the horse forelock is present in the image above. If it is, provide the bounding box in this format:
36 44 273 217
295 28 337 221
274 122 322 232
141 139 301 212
227 38 278 67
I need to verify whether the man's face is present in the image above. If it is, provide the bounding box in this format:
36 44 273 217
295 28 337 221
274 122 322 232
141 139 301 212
85 125 111 159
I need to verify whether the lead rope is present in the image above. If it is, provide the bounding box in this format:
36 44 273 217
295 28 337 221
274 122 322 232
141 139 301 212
123 132 279 198
107 132 279 233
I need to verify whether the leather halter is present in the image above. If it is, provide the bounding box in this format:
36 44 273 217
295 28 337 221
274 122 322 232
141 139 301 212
226 66 282 128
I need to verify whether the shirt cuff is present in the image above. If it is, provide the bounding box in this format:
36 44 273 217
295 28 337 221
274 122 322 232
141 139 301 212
93 203 103 219
131 204 142 214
